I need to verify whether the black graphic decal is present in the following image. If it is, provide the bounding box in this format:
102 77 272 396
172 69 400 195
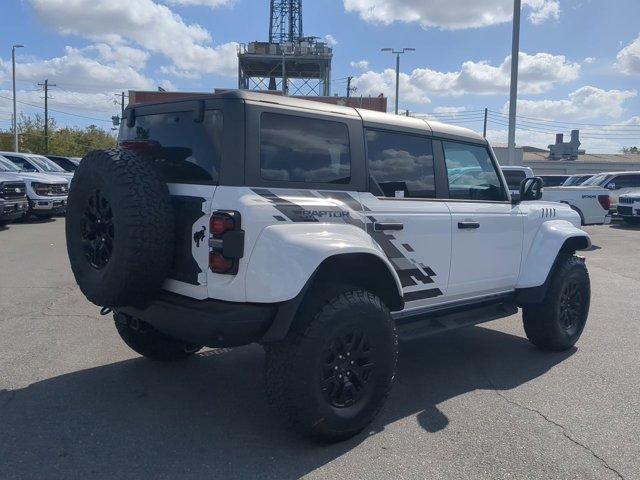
193 226 206 247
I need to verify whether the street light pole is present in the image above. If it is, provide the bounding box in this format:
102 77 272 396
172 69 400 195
382 47 415 115
11 44 24 152
507 0 521 166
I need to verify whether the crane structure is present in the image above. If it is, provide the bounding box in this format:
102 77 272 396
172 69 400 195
238 0 333 96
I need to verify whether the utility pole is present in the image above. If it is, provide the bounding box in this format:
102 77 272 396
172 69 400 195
12 44 24 152
37 79 56 154
346 76 353 98
381 47 415 115
507 0 521 165
483 108 488 138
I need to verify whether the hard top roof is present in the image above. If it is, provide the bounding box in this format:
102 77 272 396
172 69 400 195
127 90 486 143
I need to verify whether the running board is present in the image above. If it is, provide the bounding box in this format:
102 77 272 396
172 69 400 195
396 301 518 341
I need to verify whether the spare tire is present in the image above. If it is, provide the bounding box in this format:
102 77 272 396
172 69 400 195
66 149 174 307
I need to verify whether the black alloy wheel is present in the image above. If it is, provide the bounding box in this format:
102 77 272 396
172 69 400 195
82 189 114 269
321 329 374 408
559 280 583 336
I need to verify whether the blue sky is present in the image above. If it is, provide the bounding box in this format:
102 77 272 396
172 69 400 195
1 0 639 152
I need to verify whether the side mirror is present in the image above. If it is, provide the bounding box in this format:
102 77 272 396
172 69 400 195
519 177 543 202
607 183 617 190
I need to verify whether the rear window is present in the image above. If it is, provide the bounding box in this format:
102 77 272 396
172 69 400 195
582 173 612 186
119 109 223 184
260 112 351 184
503 170 527 191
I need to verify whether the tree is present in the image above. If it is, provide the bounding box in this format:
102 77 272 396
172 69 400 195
622 146 639 154
0 114 117 157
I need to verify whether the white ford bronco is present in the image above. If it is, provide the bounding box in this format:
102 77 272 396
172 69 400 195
66 91 592 442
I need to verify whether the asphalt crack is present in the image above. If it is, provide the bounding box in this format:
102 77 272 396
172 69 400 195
486 379 625 480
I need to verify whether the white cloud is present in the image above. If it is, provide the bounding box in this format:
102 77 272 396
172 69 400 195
350 60 370 70
0 45 155 92
583 57 596 65
162 0 234 6
504 86 637 120
526 0 560 24
28 0 238 77
615 35 640 75
343 0 560 30
352 69 431 104
0 88 122 119
352 52 580 103
433 106 467 114
324 35 339 46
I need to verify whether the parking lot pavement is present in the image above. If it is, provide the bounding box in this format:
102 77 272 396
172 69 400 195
1 218 639 480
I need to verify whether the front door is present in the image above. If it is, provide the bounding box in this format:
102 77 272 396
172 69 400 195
360 129 452 310
441 141 523 300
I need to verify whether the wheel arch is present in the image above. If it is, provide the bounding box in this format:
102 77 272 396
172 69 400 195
260 252 404 343
516 221 591 305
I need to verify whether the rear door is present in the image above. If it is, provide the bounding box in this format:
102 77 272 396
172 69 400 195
441 141 523 300
360 129 452 310
118 100 234 300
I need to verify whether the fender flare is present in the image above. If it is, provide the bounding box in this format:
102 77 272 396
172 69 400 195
516 220 590 304
245 223 403 304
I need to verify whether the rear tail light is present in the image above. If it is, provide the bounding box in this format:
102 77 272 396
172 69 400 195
209 252 235 274
210 214 236 235
208 211 244 275
598 195 611 211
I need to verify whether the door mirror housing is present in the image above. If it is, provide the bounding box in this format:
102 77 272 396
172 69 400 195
607 182 617 190
518 177 544 202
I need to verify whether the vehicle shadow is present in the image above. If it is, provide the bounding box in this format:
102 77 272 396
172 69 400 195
609 222 640 231
15 215 56 225
0 325 574 480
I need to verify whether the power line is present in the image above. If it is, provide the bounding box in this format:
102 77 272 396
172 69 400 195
488 114 640 136
488 109 640 130
0 93 112 123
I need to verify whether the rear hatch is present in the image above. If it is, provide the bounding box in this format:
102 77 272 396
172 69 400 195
118 102 225 299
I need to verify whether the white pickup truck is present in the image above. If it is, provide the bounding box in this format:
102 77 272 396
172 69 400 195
501 166 611 226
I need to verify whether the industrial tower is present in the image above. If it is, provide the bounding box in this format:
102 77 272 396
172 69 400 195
238 0 333 96
269 0 303 44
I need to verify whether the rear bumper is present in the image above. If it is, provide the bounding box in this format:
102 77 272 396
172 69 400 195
117 291 279 347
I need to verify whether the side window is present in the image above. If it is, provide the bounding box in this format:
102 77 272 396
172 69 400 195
260 112 351 184
613 175 640 188
365 129 435 198
443 142 506 201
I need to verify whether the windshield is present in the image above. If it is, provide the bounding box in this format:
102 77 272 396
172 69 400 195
0 156 21 172
582 173 613 186
28 155 66 173
563 175 591 186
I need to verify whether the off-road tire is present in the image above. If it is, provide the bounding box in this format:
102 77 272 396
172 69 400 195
66 149 174 307
523 254 590 351
115 316 202 361
265 287 398 442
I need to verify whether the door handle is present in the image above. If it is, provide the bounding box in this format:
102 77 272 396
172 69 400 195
458 221 480 230
374 222 404 231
